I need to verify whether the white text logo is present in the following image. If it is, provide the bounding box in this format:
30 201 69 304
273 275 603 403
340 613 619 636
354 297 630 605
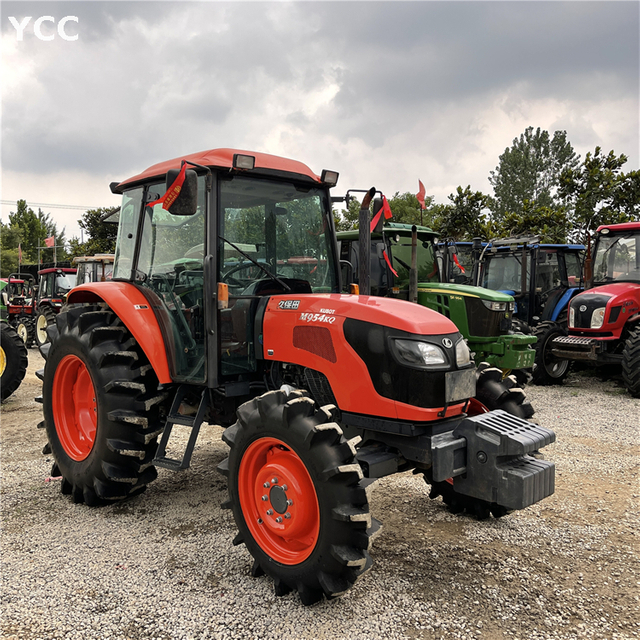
8 16 79 41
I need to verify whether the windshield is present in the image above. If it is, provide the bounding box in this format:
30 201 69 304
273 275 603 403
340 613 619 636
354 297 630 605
219 176 337 294
56 274 75 294
481 254 529 292
389 235 439 284
593 232 640 283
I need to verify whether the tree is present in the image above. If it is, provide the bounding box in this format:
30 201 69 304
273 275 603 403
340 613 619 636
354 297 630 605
489 127 580 220
497 202 571 244
6 200 67 264
559 147 640 245
433 186 494 241
71 207 119 257
387 191 436 226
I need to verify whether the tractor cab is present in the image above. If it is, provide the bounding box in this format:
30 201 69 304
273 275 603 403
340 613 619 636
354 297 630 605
476 238 584 329
107 151 340 385
73 254 115 285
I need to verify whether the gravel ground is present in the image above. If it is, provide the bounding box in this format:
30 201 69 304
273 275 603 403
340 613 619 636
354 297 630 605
1 351 639 640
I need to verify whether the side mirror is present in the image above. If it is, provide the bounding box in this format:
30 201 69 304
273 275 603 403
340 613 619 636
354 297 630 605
166 168 198 215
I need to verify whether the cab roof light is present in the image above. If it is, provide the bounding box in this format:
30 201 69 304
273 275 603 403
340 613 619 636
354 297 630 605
321 169 339 187
233 154 255 170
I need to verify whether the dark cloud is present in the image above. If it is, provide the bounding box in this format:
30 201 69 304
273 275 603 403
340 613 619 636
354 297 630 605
1 1 638 184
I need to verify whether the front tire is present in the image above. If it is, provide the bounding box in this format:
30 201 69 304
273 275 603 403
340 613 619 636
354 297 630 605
622 327 640 398
531 320 570 385
15 317 34 348
42 306 168 506
35 307 56 347
219 389 378 604
1 323 28 402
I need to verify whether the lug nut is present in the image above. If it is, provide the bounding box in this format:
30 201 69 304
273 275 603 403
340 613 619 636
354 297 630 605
286 499 294 506
266 509 274 516
263 482 270 488
281 484 288 491
284 513 291 519
261 495 268 501
275 516 283 523
271 477 278 484
257 518 263 524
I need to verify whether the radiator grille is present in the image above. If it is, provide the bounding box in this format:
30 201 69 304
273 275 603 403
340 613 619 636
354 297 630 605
293 325 337 363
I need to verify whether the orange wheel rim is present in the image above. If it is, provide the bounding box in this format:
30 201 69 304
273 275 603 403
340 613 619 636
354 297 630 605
52 354 97 461
238 437 320 565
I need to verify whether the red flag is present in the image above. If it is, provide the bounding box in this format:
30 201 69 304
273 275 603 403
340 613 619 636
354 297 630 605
369 195 393 233
45 236 55 248
383 249 398 277
417 180 426 210
453 253 466 273
147 162 187 210
381 195 393 220
18 243 22 262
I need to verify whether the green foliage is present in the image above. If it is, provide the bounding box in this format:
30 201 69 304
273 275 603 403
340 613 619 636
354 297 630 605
489 127 579 220
499 202 571 243
434 186 494 240
70 207 119 258
2 200 68 274
559 147 640 244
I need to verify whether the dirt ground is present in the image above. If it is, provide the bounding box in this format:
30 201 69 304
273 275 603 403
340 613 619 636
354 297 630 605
1 350 639 640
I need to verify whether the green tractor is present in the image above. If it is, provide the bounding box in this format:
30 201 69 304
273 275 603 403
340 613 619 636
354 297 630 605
338 221 537 378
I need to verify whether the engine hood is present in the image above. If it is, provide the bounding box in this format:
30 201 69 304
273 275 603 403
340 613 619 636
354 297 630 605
578 282 639 304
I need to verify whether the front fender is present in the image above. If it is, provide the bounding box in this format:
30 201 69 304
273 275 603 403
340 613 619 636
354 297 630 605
67 282 172 384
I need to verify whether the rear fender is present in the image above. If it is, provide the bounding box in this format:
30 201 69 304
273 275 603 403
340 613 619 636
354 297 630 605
67 282 172 384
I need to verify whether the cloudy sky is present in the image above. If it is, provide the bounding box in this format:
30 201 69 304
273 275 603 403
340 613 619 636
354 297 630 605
1 1 638 241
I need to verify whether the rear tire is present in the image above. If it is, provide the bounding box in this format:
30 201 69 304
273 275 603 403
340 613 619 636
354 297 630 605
426 363 535 519
531 320 570 385
1 322 28 402
35 307 56 347
42 306 168 506
622 328 640 398
219 389 378 604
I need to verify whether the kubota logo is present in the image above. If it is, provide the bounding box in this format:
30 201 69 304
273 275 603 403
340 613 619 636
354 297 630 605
442 338 453 348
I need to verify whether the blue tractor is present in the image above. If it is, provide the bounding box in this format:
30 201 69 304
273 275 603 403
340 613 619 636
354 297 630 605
472 237 585 384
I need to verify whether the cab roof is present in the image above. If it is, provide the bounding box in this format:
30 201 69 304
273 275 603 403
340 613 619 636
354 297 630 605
597 221 640 233
117 148 322 190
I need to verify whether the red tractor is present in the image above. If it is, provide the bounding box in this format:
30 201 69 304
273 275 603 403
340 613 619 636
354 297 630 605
551 221 640 396
39 149 555 604
34 266 76 348
3 273 37 347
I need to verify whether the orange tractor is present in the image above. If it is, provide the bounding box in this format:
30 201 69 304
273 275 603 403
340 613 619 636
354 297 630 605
39 149 555 604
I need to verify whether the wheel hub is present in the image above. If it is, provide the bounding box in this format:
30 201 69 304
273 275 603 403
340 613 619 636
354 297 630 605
269 484 289 514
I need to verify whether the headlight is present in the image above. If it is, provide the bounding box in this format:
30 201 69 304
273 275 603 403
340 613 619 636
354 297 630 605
455 339 472 367
481 299 508 312
591 307 606 329
569 306 575 328
393 339 446 367
508 301 515 311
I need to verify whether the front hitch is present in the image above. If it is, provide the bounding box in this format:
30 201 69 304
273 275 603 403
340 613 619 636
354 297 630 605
431 410 555 510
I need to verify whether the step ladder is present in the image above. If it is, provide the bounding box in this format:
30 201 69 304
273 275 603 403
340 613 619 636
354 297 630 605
153 386 208 471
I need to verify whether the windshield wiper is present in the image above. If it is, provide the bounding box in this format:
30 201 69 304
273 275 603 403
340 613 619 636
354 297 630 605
220 237 292 293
